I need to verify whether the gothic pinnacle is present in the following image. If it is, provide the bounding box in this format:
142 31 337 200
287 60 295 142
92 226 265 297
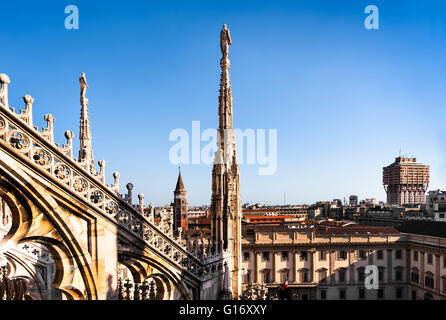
78 73 94 164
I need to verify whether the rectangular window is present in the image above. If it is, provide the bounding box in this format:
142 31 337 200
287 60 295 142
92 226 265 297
412 290 417 300
281 251 288 261
359 250 366 260
377 289 384 299
243 252 250 261
359 289 365 299
379 268 384 281
358 269 365 282
377 250 383 260
339 270 346 283
395 269 403 281
338 250 347 260
262 252 270 261
425 276 434 288
320 289 326 300
300 251 308 261
427 254 433 265
411 272 419 283
244 270 251 282
444 257 446 268
319 270 327 283
413 251 418 261
395 250 402 260
280 271 289 283
339 289 346 300
264 271 270 283
301 271 309 283
396 288 403 299
319 251 327 261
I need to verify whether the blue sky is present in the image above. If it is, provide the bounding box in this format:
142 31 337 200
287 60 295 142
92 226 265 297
2 0 446 206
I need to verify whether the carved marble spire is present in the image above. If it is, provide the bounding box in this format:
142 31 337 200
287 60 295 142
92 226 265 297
210 24 242 299
217 24 235 159
78 73 94 164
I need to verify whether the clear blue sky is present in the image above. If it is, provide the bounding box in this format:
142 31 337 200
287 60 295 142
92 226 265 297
2 0 446 206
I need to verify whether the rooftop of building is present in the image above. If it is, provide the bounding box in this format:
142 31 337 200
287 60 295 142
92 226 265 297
242 219 399 236
384 156 428 168
395 221 446 238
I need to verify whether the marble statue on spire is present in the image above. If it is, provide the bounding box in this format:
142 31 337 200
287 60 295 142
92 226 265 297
79 73 88 104
220 24 232 58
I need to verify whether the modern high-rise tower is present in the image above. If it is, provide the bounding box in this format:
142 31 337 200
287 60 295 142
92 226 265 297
209 24 242 300
383 157 429 205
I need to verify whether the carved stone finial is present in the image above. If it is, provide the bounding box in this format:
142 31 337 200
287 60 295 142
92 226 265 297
0 73 10 85
62 130 74 158
111 171 120 194
65 130 74 142
18 95 34 126
42 114 55 143
138 193 144 214
126 183 133 204
23 94 34 107
0 74 11 107
98 159 105 168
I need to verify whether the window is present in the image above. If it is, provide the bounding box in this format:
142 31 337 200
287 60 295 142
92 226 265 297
395 268 403 281
300 269 309 283
300 251 308 261
357 268 365 282
442 277 446 293
396 288 403 299
377 250 383 260
444 257 446 268
280 270 289 283
318 269 327 283
411 271 419 283
320 289 326 300
359 288 365 299
243 252 250 261
425 275 434 288
338 250 347 260
281 251 288 261
263 270 270 283
359 250 366 260
427 253 433 265
378 267 384 281
377 288 384 299
440 213 445 219
412 290 417 300
395 250 402 260
319 251 327 261
413 251 418 261
243 270 251 282
262 252 270 261
338 269 346 283
339 289 346 300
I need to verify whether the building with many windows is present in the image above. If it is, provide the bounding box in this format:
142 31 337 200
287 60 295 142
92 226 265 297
241 219 446 300
383 157 429 205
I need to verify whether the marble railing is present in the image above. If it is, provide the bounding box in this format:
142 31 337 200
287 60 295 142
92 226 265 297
0 74 223 281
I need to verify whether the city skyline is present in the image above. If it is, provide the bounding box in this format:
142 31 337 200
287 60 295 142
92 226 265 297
2 0 446 206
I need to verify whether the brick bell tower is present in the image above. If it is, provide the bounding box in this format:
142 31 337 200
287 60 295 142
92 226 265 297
173 167 188 233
